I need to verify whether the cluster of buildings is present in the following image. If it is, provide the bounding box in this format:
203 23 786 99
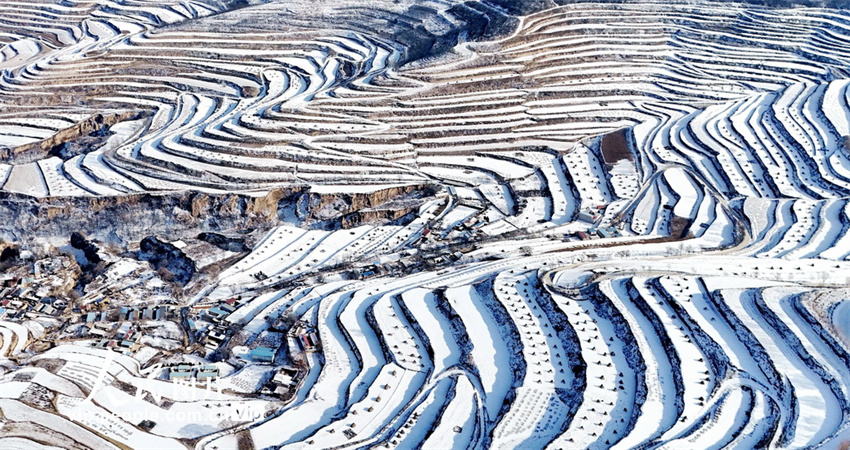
92 338 139 354
261 367 301 399
182 297 323 399
79 304 181 359
206 302 236 322
0 265 73 320
89 322 141 354
426 251 464 266
167 364 220 381
120 305 168 321
358 257 424 278
566 226 623 241
577 205 607 224
286 321 320 354
456 212 491 237
81 305 168 324
80 263 175 309
192 299 240 352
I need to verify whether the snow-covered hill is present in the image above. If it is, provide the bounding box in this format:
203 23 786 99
0 1 849 449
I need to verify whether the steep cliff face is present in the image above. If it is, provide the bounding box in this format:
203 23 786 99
0 184 437 245
0 112 150 165
289 184 439 229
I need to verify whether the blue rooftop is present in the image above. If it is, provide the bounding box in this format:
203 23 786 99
250 347 276 361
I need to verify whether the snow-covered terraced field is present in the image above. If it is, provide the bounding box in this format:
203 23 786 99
2 0 850 449
3 1 850 198
189 247 850 449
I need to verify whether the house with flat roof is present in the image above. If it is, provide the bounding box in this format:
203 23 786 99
250 347 276 363
197 365 219 381
168 364 193 380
